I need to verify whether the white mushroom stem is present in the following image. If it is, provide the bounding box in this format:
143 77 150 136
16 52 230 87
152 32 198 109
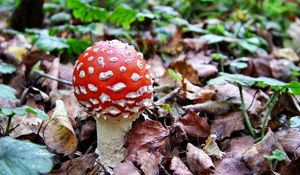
95 113 139 170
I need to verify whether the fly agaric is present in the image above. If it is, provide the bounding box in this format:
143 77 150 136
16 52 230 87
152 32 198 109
72 40 153 169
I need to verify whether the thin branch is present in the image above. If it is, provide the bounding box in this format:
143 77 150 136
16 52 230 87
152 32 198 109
34 70 72 86
154 87 180 106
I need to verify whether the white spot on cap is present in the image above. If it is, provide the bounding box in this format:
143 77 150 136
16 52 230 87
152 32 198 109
107 50 113 54
94 106 102 112
79 86 87 94
119 66 127 72
105 106 121 115
76 62 83 71
88 84 98 92
130 106 141 113
139 85 148 94
127 100 135 104
88 56 94 61
99 93 111 103
83 52 89 57
74 87 80 95
123 113 129 118
137 52 143 59
145 74 151 80
88 67 94 74
101 48 106 52
79 70 85 78
108 82 126 92
137 60 143 69
145 64 151 70
89 98 99 105
97 57 105 67
113 99 127 107
86 46 92 50
93 47 99 52
99 70 113 80
109 57 118 62
125 58 132 64
148 85 154 93
131 73 141 81
80 101 92 108
126 91 141 99
137 98 152 107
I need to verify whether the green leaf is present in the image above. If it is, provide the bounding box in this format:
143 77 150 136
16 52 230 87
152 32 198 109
49 12 71 24
66 39 91 56
210 53 228 61
290 116 300 129
25 106 48 120
0 137 53 175
34 35 68 52
168 69 183 81
66 0 108 23
230 61 248 69
110 5 137 29
207 73 257 87
0 63 16 74
0 106 48 120
264 149 287 161
0 84 16 100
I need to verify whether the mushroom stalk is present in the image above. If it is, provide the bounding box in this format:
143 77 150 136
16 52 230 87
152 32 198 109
95 114 139 169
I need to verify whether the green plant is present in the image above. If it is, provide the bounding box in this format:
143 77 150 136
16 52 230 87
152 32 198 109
208 73 300 140
0 136 53 175
264 149 287 172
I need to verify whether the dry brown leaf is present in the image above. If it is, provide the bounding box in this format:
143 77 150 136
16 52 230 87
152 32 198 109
113 161 141 175
49 153 99 175
79 119 96 142
43 100 78 154
211 112 245 140
185 89 215 103
176 110 210 138
182 38 208 51
214 136 253 175
169 60 200 85
170 156 193 175
186 143 215 174
183 100 231 115
243 130 290 174
126 120 169 161
186 63 218 81
135 150 162 175
277 128 300 158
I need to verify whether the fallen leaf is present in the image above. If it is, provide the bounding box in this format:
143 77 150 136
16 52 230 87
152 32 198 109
49 153 99 175
214 136 253 175
273 48 299 62
211 112 245 140
182 38 207 51
125 120 169 161
276 128 300 158
203 134 225 159
43 100 78 154
183 100 231 115
186 143 215 174
136 149 162 175
170 156 193 175
175 110 210 138
148 55 166 79
243 129 290 174
113 161 141 175
169 60 200 85
185 89 215 103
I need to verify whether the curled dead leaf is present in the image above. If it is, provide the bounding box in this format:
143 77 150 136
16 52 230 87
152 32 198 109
43 100 78 154
186 143 215 174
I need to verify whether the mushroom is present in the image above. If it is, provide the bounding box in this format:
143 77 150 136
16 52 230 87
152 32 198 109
72 40 153 170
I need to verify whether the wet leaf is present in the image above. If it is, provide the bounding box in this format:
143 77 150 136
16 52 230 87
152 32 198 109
0 84 16 100
0 63 16 74
290 116 300 128
0 136 53 175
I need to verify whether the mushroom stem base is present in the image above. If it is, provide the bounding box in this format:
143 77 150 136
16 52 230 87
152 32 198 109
95 115 138 171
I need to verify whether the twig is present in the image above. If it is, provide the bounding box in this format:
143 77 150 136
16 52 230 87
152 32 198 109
154 87 180 106
261 91 279 138
34 70 72 86
159 164 171 175
238 85 257 138
5 114 13 135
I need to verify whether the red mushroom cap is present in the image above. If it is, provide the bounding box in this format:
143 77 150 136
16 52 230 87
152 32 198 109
72 40 153 119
